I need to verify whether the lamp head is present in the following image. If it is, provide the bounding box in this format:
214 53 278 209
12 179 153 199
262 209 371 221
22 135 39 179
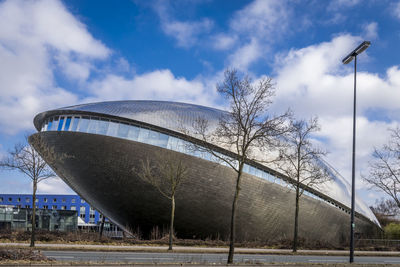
342 41 371 64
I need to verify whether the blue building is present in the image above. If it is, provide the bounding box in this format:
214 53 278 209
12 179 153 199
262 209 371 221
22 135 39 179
0 194 102 225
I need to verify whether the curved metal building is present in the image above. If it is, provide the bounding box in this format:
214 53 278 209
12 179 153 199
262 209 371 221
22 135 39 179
31 100 381 243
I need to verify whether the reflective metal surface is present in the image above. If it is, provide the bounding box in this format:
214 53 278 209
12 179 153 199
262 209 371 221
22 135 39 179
33 100 379 226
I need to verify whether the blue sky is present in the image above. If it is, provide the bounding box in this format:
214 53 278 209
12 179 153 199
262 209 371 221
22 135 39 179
0 0 400 206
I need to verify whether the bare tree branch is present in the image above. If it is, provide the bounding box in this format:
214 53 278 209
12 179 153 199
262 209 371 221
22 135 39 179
190 69 291 264
136 151 188 251
276 117 330 252
364 127 400 210
0 133 61 247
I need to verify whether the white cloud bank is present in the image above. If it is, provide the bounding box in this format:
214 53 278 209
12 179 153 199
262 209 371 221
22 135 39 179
85 69 218 108
272 34 400 193
0 0 110 134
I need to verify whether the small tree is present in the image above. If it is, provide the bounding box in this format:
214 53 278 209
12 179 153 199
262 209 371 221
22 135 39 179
370 198 400 227
99 214 106 239
192 69 291 263
0 134 56 247
276 117 330 252
137 151 188 250
364 127 400 208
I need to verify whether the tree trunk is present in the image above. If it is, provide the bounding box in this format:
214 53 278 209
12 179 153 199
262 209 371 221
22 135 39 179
30 180 37 247
169 195 175 251
99 216 105 239
293 184 300 252
228 171 242 264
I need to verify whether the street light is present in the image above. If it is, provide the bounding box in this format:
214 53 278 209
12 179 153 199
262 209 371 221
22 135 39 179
342 40 370 263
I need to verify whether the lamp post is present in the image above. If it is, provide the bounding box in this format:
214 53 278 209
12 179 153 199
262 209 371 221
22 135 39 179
342 40 370 263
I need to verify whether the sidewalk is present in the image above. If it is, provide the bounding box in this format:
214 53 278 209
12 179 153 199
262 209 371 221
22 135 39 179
1 242 399 257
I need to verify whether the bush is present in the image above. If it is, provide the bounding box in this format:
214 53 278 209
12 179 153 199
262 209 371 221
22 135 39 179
385 223 400 239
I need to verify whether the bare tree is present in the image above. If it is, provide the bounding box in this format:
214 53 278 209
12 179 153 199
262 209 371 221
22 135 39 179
99 214 106 239
192 69 291 264
137 151 188 250
0 134 56 247
364 127 400 208
276 117 330 252
370 198 399 227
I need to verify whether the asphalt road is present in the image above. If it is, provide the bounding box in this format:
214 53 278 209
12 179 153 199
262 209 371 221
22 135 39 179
42 250 400 265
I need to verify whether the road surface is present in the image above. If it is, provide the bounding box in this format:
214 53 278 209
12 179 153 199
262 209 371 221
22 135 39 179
42 250 400 265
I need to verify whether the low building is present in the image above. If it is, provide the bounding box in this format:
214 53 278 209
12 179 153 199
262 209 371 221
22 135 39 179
0 205 77 231
0 194 103 225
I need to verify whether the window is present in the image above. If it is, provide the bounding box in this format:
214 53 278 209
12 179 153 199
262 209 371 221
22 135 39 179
25 205 30 209
148 130 159 146
17 198 21 202
43 205 48 209
61 206 66 210
117 123 130 138
80 206 86 219
41 121 47 131
81 199 85 204
58 116 65 131
70 206 76 211
35 199 38 203
127 126 139 141
157 133 169 148
64 116 72 131
8 197 12 202
71 117 80 131
53 198 57 203
52 116 59 131
89 207 96 222
47 118 53 131
107 121 119 137
78 116 90 132
87 118 99 134
62 198 66 203
71 198 76 203
0 197 3 202
52 205 57 210
138 128 150 143
43 198 47 203
97 119 109 135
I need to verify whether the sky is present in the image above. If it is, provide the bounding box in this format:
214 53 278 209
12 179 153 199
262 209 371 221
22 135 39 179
0 0 399 207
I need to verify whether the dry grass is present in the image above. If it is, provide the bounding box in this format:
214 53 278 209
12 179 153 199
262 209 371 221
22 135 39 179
1 229 398 252
0 247 53 261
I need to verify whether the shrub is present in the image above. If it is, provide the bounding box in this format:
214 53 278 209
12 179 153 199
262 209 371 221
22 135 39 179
385 223 400 239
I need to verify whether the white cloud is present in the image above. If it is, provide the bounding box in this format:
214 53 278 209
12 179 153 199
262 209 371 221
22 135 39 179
153 1 213 48
230 0 288 39
272 34 400 191
221 0 289 71
362 22 378 40
212 34 237 50
162 18 213 48
0 0 111 134
37 177 75 194
228 38 263 71
328 0 361 10
86 69 218 108
56 54 92 82
393 1 400 20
